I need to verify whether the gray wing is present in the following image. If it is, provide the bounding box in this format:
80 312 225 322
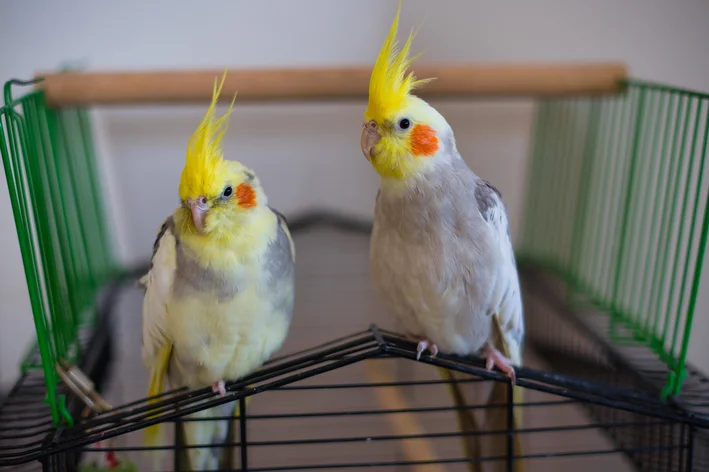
474 179 511 241
264 208 296 319
472 178 524 359
269 207 295 266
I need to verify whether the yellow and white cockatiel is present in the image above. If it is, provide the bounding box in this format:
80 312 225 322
139 71 296 471
361 3 524 471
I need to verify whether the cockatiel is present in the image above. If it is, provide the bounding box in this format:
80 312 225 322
139 71 296 471
361 3 524 471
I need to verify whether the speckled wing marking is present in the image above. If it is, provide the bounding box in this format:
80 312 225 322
474 179 510 240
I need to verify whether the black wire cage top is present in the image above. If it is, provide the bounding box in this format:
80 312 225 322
2 311 708 472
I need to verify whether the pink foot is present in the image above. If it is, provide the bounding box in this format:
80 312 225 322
212 380 226 397
406 334 439 361
482 344 516 385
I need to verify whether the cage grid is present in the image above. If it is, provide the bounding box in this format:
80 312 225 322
2 315 706 471
1 63 709 471
520 264 709 471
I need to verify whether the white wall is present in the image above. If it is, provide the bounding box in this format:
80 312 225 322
0 0 708 392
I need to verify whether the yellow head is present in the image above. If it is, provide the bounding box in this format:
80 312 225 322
361 0 449 181
177 71 266 237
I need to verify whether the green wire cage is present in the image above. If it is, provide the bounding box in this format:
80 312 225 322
0 64 708 471
1 78 117 427
517 81 709 399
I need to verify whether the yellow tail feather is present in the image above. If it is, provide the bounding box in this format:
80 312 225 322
144 343 173 454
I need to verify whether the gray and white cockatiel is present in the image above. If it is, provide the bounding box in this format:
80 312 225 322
360 3 524 471
139 72 296 471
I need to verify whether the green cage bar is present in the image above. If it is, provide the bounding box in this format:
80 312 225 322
0 80 116 426
519 80 709 399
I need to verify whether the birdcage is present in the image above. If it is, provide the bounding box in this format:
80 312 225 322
0 63 708 472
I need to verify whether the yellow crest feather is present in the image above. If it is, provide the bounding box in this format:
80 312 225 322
179 69 237 200
365 0 432 122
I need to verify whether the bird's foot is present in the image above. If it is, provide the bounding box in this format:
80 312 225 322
406 334 439 361
211 380 227 397
482 344 516 385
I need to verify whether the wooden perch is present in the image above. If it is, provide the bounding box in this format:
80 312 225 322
37 62 628 107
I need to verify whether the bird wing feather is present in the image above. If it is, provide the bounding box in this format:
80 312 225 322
472 178 524 365
446 177 525 472
139 216 178 461
141 216 177 369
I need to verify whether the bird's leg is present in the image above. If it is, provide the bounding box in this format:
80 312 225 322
482 343 516 385
405 333 439 361
211 380 227 397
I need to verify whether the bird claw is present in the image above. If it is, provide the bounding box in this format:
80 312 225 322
406 335 439 361
212 380 227 397
482 344 516 385
417 340 439 360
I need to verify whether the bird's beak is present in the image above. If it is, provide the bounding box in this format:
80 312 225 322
361 120 381 162
187 196 209 233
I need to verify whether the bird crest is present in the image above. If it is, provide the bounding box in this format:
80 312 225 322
365 0 433 122
179 69 237 199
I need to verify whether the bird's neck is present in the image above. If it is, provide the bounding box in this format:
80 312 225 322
177 207 276 271
378 157 447 198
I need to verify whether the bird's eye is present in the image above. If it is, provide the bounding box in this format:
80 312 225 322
222 186 233 198
398 118 411 130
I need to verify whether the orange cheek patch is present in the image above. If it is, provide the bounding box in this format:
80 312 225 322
410 124 439 157
236 183 257 208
